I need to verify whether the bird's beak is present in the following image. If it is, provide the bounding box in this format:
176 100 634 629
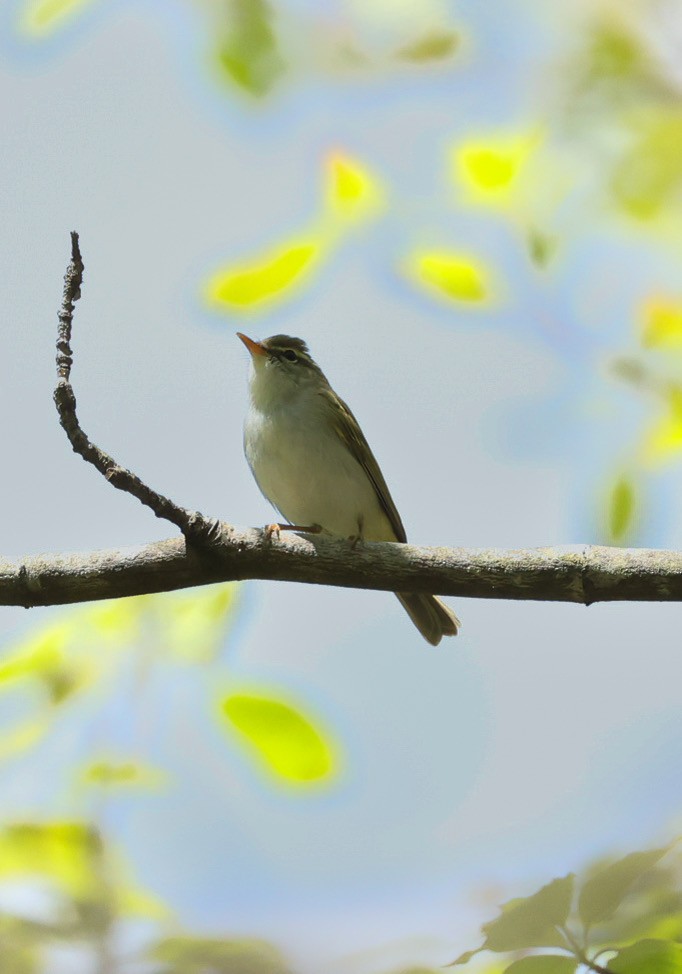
237 332 268 358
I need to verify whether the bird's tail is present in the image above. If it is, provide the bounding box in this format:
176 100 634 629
395 592 460 646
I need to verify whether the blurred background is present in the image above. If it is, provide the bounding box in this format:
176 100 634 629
1 0 682 971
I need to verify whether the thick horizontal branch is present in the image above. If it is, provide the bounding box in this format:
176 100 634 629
4 531 682 608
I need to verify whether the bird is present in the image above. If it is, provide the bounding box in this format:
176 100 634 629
237 332 460 645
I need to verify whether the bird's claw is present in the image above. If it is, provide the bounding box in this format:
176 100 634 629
262 522 323 541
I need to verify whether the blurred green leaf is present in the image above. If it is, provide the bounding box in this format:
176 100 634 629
607 475 637 543
446 948 482 967
396 31 459 63
220 691 337 784
641 297 682 349
481 876 574 952
159 584 238 662
325 152 384 222
18 0 96 36
579 848 669 928
0 822 104 897
408 251 492 303
82 599 141 646
0 913 45 974
215 0 286 97
527 227 557 269
584 24 647 84
610 938 682 973
566 18 667 117
205 240 321 310
0 716 51 762
504 957 576 974
0 623 80 702
611 113 682 220
643 386 682 467
81 759 167 790
149 935 290 973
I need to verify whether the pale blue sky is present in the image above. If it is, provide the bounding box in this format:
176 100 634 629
1 2 681 972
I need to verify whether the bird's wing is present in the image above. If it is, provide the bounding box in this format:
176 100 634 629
319 387 407 543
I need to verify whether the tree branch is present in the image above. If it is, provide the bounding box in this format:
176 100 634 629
34 233 682 613
5 535 682 608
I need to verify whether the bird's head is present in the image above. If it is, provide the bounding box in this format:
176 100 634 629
237 333 326 405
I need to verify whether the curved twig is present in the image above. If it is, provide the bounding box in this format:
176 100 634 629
53 232 220 542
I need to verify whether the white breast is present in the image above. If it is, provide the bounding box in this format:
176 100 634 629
243 373 396 541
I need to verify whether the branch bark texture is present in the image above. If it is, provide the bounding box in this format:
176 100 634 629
6 535 682 608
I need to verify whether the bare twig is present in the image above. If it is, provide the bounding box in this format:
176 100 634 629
53 232 220 543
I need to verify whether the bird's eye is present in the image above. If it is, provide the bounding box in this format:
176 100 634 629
282 349 298 362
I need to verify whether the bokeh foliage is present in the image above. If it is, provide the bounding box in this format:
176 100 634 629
7 0 682 970
0 587 338 788
451 842 682 974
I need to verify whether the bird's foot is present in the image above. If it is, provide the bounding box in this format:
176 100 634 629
348 516 365 549
263 522 322 541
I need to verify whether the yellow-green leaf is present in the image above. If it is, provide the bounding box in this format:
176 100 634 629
454 133 537 202
19 0 97 36
643 386 682 466
504 957 577 974
205 240 321 309
481 875 574 953
0 716 51 762
396 30 459 62
610 939 682 974
408 251 490 302
608 475 637 543
214 0 285 98
149 936 286 973
81 759 166 790
611 113 682 221
446 948 483 967
325 153 383 221
528 227 558 269
641 298 682 349
578 847 669 927
220 691 337 784
159 584 237 663
0 622 91 705
0 822 103 895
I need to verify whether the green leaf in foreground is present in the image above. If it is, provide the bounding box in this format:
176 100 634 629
148 935 289 974
446 948 482 967
504 956 577 974
578 847 669 927
610 938 682 974
481 875 574 952
220 692 337 784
